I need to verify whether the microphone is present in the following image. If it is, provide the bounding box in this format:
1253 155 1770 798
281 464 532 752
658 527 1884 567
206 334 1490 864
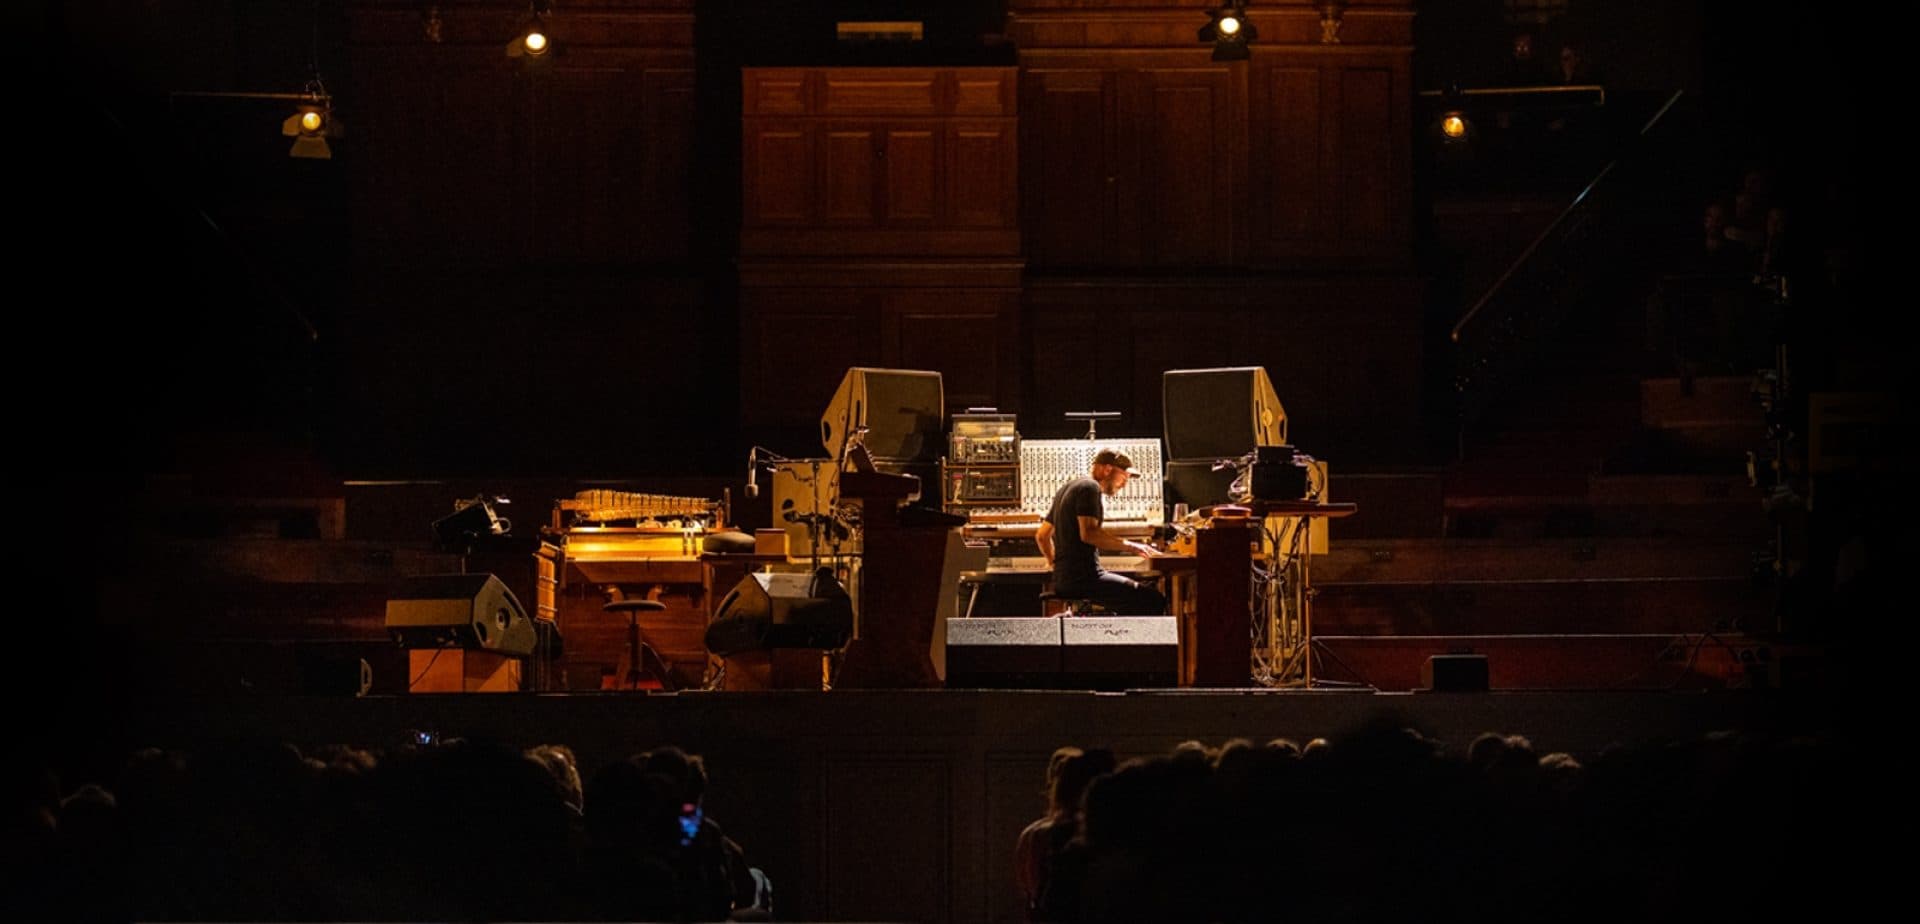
745 449 760 499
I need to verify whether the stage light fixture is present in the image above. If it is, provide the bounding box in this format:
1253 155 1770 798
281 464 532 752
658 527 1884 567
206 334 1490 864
281 6 341 159
1199 3 1257 62
281 78 340 159
1441 112 1468 139
508 0 555 58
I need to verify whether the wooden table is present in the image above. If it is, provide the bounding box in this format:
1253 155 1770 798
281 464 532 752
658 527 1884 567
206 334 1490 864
1151 501 1357 687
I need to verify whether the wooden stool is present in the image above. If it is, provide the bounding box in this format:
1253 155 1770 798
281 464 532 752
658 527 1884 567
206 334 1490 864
1039 574 1163 617
603 599 672 690
1038 590 1107 618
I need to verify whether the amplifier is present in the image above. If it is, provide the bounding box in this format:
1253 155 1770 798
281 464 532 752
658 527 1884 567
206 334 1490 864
948 466 1020 504
952 435 1020 464
951 412 1020 463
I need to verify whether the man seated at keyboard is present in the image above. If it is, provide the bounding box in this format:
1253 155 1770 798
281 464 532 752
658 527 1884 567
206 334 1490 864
1033 449 1168 615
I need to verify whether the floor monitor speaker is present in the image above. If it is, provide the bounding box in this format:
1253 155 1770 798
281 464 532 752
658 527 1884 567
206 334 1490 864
385 573 535 657
1062 617 1179 689
945 617 1063 688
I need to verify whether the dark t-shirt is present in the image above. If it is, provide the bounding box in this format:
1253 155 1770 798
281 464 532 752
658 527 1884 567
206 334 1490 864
1047 477 1106 587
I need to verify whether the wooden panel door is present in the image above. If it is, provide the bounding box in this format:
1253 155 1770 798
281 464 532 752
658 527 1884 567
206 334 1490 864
1249 53 1411 264
882 289 1020 414
1335 63 1400 245
744 121 815 226
1133 65 1241 267
1249 63 1325 260
880 124 940 226
820 121 880 226
1021 67 1127 267
948 120 1017 229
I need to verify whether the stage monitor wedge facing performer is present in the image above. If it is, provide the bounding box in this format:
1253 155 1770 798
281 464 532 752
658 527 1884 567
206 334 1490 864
385 573 536 658
705 568 854 657
1162 367 1286 461
819 367 944 464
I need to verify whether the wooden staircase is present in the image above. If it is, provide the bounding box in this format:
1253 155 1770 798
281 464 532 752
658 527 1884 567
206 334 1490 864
1318 259 1785 690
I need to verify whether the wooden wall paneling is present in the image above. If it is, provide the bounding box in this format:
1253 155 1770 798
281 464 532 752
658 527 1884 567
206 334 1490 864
1249 62 1325 260
984 752 1051 924
1020 67 1124 267
743 67 1019 257
1006 2 1415 50
1019 276 1426 458
744 121 816 226
820 69 943 115
1127 300 1255 431
1008 5 1412 269
1022 289 1133 438
949 120 1019 229
348 5 699 268
528 56 695 265
740 288 884 427
1237 276 1427 462
823 753 954 923
882 124 942 226
822 121 881 225
1133 64 1243 266
953 70 1015 116
1336 62 1395 242
882 289 1021 414
743 68 811 116
1248 50 1412 265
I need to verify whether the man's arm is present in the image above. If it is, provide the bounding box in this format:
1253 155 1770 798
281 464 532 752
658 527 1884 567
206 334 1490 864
1077 516 1158 557
1035 520 1055 566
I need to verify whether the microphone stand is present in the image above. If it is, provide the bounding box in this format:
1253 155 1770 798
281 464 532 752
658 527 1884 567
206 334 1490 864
1065 411 1121 441
747 445 795 497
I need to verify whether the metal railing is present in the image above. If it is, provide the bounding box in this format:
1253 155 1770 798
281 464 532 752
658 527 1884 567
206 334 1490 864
1449 89 1686 456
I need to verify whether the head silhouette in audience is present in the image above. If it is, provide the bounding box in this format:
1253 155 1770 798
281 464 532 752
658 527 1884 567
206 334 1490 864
1018 746 1115 920
1557 41 1590 83
1507 30 1543 84
640 745 769 920
526 743 585 815
21 724 1836 924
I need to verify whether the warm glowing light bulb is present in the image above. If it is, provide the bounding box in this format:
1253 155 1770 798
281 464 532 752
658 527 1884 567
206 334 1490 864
299 110 324 133
1220 16 1241 36
524 30 548 54
1441 114 1466 138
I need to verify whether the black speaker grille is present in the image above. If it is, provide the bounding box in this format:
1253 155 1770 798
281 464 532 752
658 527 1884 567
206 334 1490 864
1162 367 1282 461
858 370 945 461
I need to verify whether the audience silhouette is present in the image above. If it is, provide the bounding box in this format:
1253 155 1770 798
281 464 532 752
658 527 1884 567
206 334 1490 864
12 724 1834 923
